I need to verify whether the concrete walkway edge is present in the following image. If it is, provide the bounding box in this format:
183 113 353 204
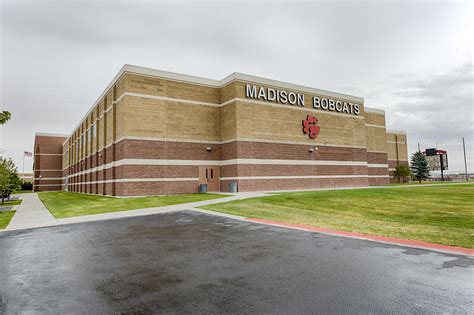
6 193 57 230
2 192 268 232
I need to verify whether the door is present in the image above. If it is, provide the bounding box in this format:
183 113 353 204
199 166 220 192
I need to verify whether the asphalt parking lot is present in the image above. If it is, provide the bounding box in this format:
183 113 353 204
1 211 472 314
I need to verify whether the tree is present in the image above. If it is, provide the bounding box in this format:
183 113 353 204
0 166 10 204
0 157 21 204
393 164 412 183
411 151 431 183
0 111 11 124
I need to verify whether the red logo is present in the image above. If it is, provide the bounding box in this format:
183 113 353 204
302 115 320 139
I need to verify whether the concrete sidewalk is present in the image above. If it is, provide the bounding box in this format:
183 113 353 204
4 192 268 231
56 192 267 225
6 193 57 230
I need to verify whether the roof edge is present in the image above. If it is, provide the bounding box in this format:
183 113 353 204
35 132 68 137
365 107 385 115
386 129 407 135
63 64 368 144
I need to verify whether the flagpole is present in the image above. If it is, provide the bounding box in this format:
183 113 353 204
22 153 25 184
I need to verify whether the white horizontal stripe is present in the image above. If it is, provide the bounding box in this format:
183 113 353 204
367 164 389 168
113 136 222 145
387 141 406 144
220 175 389 180
67 178 198 185
34 184 65 187
108 136 367 149
35 153 62 156
386 129 407 135
364 107 385 115
389 168 396 171
116 92 222 107
364 124 385 128
35 132 68 137
34 169 63 171
366 150 387 154
34 177 65 180
116 158 369 167
116 177 198 183
66 159 371 178
67 137 369 164
68 175 391 185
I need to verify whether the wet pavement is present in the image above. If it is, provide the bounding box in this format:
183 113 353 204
0 211 472 314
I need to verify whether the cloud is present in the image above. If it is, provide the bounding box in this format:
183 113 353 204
386 63 473 172
0 0 472 174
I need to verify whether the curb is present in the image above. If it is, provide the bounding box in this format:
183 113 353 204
189 207 247 220
244 218 474 257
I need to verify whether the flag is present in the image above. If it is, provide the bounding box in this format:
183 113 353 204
24 151 32 157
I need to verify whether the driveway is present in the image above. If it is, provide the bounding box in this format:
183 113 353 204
0 211 472 314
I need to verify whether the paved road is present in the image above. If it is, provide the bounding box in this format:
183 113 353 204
1 211 472 314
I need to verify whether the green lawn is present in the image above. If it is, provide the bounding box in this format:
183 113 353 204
39 191 226 219
389 181 470 186
201 184 474 248
13 190 33 194
0 211 15 229
0 199 22 206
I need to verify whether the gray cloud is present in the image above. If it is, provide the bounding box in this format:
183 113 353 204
384 63 473 172
0 0 472 173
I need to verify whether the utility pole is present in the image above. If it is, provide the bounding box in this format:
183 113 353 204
463 137 468 181
418 142 421 152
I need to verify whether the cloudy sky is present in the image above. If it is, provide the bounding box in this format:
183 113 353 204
1 0 472 174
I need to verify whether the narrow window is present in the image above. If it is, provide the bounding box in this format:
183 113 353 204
210 168 213 179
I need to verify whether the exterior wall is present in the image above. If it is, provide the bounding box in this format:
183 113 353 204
364 110 389 186
55 65 406 196
33 134 67 192
386 131 409 183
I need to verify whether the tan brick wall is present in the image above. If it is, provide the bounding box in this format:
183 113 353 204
365 126 388 152
386 132 408 161
234 100 366 146
230 80 366 113
364 112 385 126
120 96 222 142
121 73 220 104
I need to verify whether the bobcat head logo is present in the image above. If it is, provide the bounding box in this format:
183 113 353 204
302 115 320 139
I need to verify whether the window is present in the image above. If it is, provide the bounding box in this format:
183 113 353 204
92 123 97 139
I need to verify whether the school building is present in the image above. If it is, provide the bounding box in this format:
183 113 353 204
33 65 408 196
